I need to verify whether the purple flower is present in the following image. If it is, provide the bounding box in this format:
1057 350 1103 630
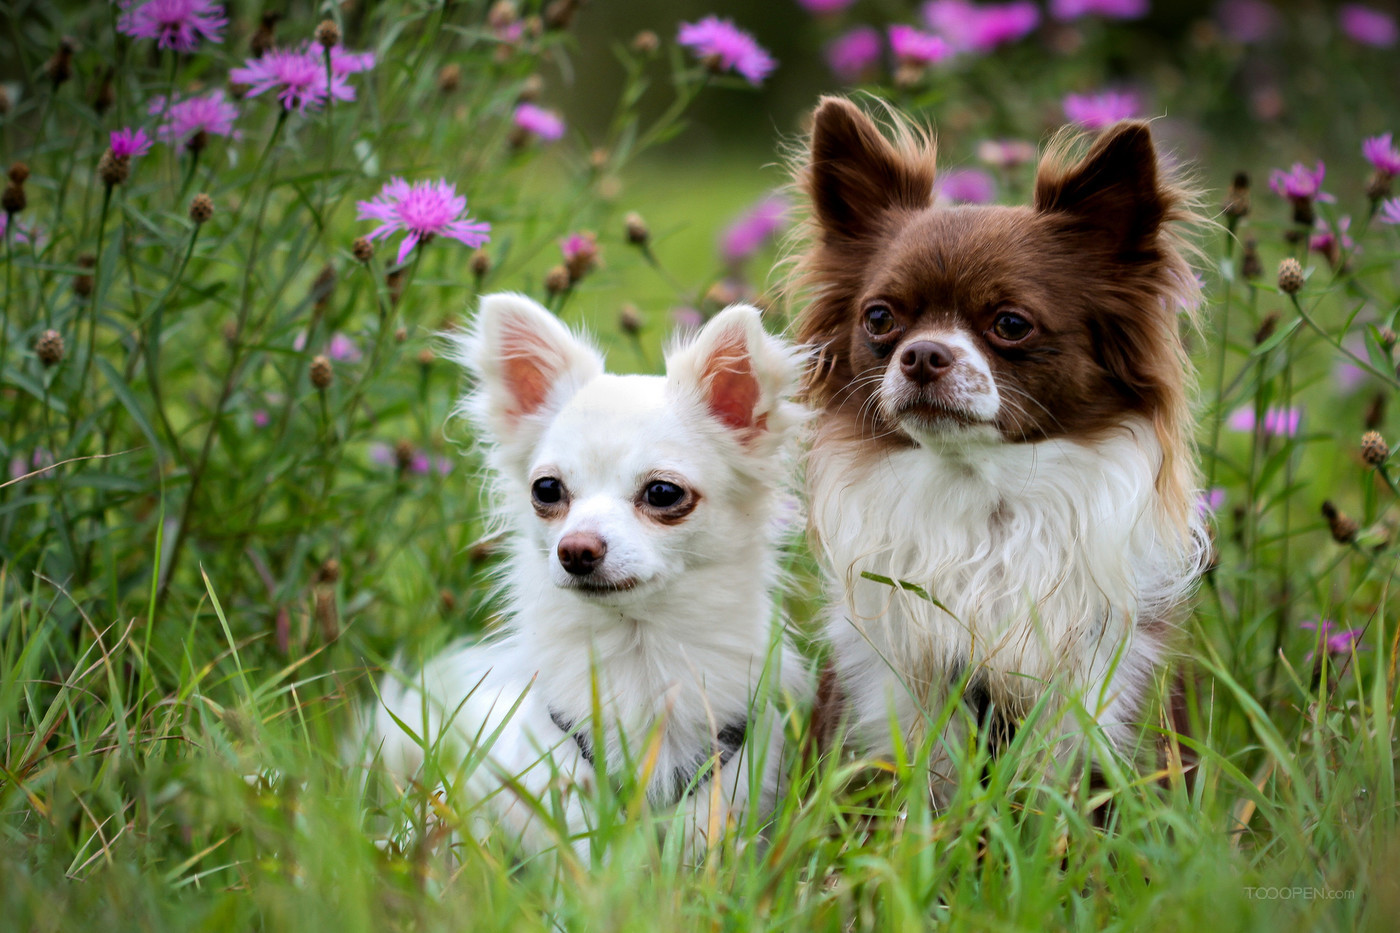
1050 0 1148 20
117 0 227 52
1363 133 1400 177
1268 161 1326 200
922 1 1040 54
671 307 704 333
1197 487 1226 515
1380 197 1400 225
936 168 996 204
368 443 451 476
889 25 953 64
1300 619 1367 662
977 138 1036 168
293 331 362 362
0 213 41 246
148 89 239 147
328 45 377 77
720 194 789 265
513 103 565 142
1214 0 1280 43
1339 4 1398 47
826 26 883 81
229 47 353 112
110 127 153 160
356 177 491 267
677 16 776 85
1227 405 1302 436
1310 216 1354 260
1063 90 1140 130
8 448 55 482
252 409 271 428
796 0 857 13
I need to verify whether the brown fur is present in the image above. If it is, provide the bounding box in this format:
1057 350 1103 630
787 97 1204 533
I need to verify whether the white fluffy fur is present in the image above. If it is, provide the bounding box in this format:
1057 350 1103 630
363 294 809 858
809 417 1207 798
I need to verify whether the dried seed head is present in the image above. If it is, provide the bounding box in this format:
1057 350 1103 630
315 19 341 48
417 347 434 367
631 30 659 54
1223 171 1250 219
189 193 214 224
92 68 115 115
1241 237 1262 280
624 212 649 246
544 0 581 31
1381 327 1398 350
1253 311 1280 345
619 303 643 335
1289 196 1315 227
9 162 30 185
2 183 26 216
394 439 415 472
1361 431 1390 467
74 253 96 298
314 586 339 643
185 129 209 154
317 558 341 584
394 327 407 343
99 150 131 188
470 249 491 280
386 269 405 305
351 236 374 264
311 263 336 309
309 354 333 389
36 329 64 367
45 38 74 88
437 63 461 94
544 264 570 295
1277 257 1304 295
517 73 543 103
250 12 280 58
1322 500 1358 545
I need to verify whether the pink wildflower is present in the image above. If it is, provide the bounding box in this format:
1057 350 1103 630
921 0 1040 54
1363 133 1400 177
229 47 353 112
1227 405 1302 437
1268 161 1329 200
1050 0 1148 19
0 214 41 246
1339 4 1398 47
110 127 153 159
977 138 1036 168
513 103 565 142
148 90 239 147
1062 90 1140 130
1214 0 1280 43
936 168 996 204
888 25 952 64
327 45 377 77
677 16 776 85
1379 197 1400 225
826 26 883 81
117 0 227 52
356 177 490 267
1309 216 1354 261
720 194 788 265
796 0 857 13
1197 487 1226 515
1300 619 1367 662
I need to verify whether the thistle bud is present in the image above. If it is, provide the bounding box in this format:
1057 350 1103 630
544 264 570 295
470 250 491 281
98 151 131 188
1223 171 1250 220
631 30 659 55
92 68 115 115
311 263 336 310
315 19 341 48
250 12 280 58
394 439 415 472
352 236 374 263
386 268 405 305
314 586 339 643
1366 170 1393 203
1322 500 1358 545
624 212 649 246
1380 327 1397 351
8 163 28 186
45 38 74 89
1253 311 1280 346
417 347 434 368
518 74 543 103
1241 237 1263 280
310 354 333 389
619 303 643 335
317 558 341 584
1277 257 1304 295
1361 431 1390 467
437 63 461 94
74 253 96 298
544 0 580 31
35 329 65 367
394 327 407 343
189 193 214 224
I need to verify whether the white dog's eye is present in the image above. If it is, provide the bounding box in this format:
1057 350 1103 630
644 481 685 508
532 476 565 504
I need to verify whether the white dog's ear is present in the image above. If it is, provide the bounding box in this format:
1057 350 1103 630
448 292 604 451
666 304 803 451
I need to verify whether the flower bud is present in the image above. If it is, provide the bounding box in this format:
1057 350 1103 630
189 193 214 224
624 212 649 246
1322 500 1358 545
310 354 333 389
36 329 65 367
315 19 340 48
1277 257 1304 295
352 236 374 263
1361 431 1390 467
544 265 570 295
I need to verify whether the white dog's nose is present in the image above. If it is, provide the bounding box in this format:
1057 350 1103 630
557 532 606 576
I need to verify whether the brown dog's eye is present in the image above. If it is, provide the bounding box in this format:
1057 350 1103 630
990 311 1034 343
863 305 896 337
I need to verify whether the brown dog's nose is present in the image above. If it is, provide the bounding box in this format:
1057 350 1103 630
899 341 955 385
557 532 606 576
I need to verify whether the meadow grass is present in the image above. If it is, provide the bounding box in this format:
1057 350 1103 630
2 2 1399 929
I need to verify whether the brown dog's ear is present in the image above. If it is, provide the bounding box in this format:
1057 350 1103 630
1033 121 1167 255
806 97 936 241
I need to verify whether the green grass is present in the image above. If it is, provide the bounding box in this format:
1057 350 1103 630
3 1 1400 929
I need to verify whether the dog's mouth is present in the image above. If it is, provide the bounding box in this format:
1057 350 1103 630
893 400 992 430
562 577 644 596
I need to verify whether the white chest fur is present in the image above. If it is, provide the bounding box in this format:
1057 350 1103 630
807 419 1203 761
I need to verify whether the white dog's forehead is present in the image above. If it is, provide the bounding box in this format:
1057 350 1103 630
531 374 709 488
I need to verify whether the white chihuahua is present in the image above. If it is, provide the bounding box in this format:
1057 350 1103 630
364 293 808 858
